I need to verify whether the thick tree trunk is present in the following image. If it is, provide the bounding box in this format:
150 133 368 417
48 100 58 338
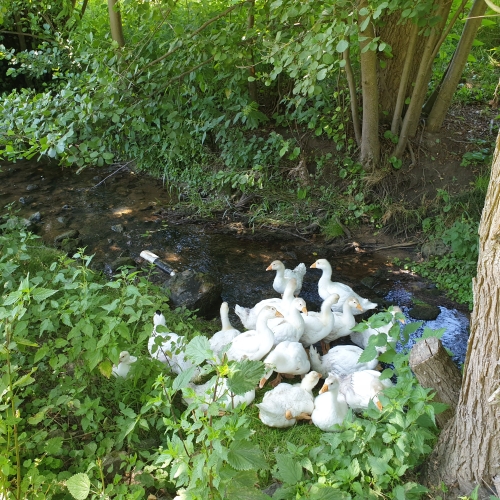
409 337 462 429
378 14 427 123
358 0 380 170
108 0 125 48
425 132 500 499
426 0 488 132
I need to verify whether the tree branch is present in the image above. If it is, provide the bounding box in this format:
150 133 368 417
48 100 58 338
138 1 246 75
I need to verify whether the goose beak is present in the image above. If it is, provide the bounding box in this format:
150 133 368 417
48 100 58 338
266 264 272 271
301 307 308 315
356 304 363 311
259 377 268 389
275 311 284 318
310 262 317 269
319 384 329 394
376 400 383 410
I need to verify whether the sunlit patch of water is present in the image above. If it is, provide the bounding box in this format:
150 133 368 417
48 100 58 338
386 289 469 367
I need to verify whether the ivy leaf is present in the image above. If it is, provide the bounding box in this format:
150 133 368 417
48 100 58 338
227 359 264 395
66 473 91 500
273 453 303 485
227 440 267 471
184 336 212 365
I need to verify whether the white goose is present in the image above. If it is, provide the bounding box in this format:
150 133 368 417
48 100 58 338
312 373 349 431
299 294 340 348
148 311 201 381
350 306 404 353
257 371 321 428
338 369 393 411
266 260 307 296
259 341 311 388
183 377 255 412
310 259 378 314
227 306 282 361
270 297 307 345
209 302 241 361
322 296 363 350
235 277 297 330
112 351 137 378
309 345 378 377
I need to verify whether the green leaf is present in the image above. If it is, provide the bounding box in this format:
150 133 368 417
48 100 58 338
184 336 212 365
45 437 63 455
336 40 349 53
309 484 351 500
322 53 335 64
173 366 196 391
274 453 303 485
227 440 267 471
227 359 264 395
66 473 90 500
317 68 328 81
34 345 50 363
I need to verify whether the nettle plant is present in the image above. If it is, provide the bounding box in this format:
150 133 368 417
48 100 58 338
0 219 446 500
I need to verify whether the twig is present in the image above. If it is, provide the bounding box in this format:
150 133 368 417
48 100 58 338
366 242 418 251
91 161 134 189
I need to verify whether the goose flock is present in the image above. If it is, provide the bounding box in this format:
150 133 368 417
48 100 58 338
113 258 404 432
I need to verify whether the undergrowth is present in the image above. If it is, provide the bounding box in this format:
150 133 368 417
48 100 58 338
0 214 453 500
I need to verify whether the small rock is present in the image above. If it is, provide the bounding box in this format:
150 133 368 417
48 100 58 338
19 196 33 205
54 229 80 244
361 276 377 288
408 304 441 321
26 184 39 192
28 212 42 223
62 204 71 210
108 256 136 272
163 269 222 319
111 224 124 233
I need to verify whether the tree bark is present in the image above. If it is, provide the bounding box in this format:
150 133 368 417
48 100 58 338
425 132 500 499
409 336 462 429
392 0 458 158
358 0 380 170
426 0 488 132
108 0 125 48
343 45 361 146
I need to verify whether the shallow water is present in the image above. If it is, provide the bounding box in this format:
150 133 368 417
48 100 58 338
0 161 471 364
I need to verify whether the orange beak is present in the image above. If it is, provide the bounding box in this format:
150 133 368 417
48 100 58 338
319 384 328 394
259 377 267 389
310 262 317 269
266 264 272 271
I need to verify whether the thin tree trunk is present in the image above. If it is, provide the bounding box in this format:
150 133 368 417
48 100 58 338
391 23 418 135
392 0 468 158
425 132 500 499
358 0 380 169
426 0 488 132
343 45 361 146
247 0 258 104
108 0 125 48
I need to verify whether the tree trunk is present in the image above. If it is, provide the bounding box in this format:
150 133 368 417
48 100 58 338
358 0 380 170
408 336 462 429
426 0 488 132
343 45 361 146
108 0 125 48
425 132 500 499
378 14 427 123
392 2 454 158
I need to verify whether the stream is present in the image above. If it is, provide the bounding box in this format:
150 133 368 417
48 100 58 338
0 161 471 366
